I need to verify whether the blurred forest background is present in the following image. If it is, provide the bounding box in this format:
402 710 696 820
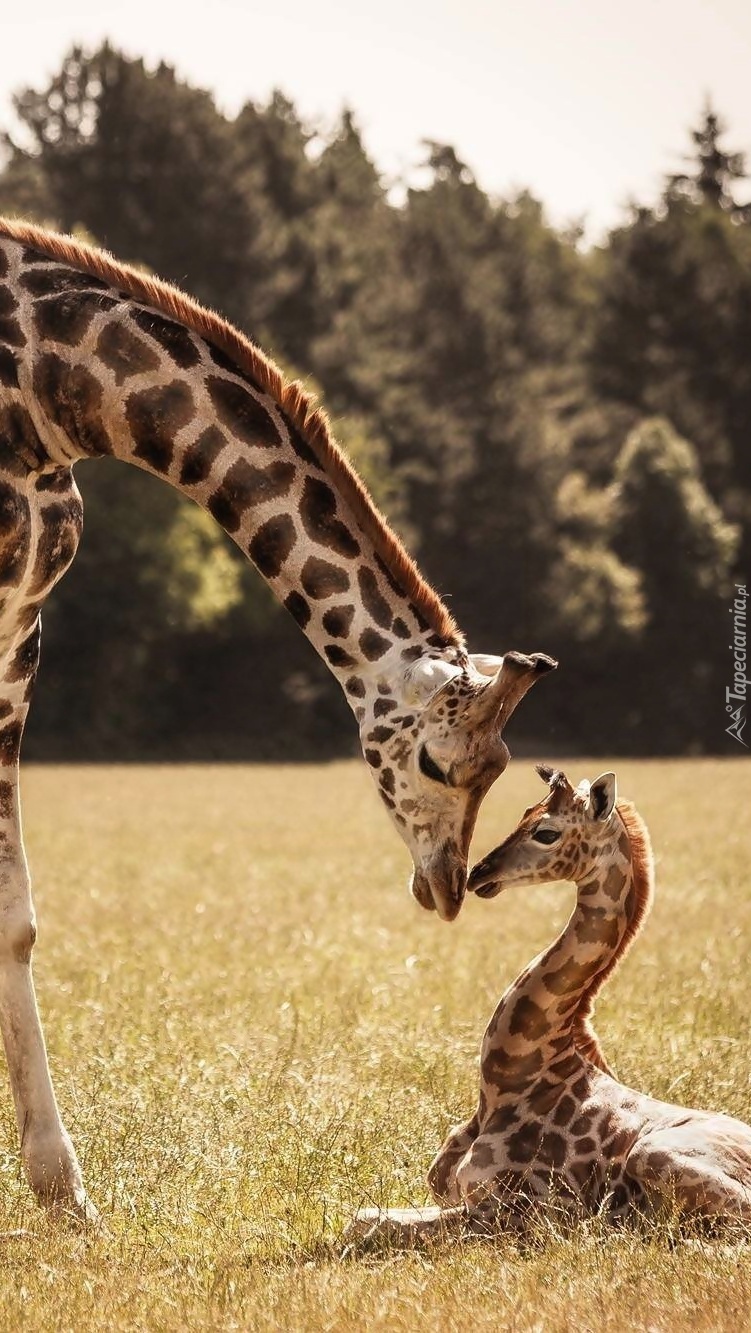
0 45 746 759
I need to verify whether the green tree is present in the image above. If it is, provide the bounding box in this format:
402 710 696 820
590 104 751 569
4 45 260 323
232 91 321 363
608 418 738 750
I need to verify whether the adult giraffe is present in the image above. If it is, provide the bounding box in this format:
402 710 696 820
0 219 554 1217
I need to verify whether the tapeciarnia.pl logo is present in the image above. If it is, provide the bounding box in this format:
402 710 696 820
726 582 748 747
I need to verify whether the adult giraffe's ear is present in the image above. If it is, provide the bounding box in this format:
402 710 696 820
469 653 505 677
590 772 617 821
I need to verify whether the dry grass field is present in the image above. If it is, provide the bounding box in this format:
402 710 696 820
0 756 747 1330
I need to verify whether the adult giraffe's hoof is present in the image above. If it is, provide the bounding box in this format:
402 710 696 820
47 1191 104 1232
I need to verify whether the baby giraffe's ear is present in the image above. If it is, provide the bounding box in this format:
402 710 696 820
590 772 617 821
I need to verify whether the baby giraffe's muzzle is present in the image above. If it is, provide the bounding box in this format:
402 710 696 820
467 853 505 899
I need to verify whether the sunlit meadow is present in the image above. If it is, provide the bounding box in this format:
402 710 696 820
0 757 747 1330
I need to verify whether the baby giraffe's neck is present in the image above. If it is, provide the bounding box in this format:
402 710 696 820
479 806 653 1102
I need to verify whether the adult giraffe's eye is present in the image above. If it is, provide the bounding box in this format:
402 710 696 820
418 745 449 786
532 826 560 845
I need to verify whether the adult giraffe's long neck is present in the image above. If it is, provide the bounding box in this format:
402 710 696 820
479 805 654 1100
0 220 464 714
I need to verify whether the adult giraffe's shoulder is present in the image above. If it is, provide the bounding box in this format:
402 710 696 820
0 218 554 1216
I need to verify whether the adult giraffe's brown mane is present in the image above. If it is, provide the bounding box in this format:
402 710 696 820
0 217 461 644
575 799 654 1072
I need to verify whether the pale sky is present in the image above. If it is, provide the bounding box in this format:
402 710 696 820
3 0 751 239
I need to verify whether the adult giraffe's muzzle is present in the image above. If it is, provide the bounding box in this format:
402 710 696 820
411 844 467 922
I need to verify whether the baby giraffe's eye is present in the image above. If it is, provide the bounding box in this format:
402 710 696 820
531 826 561 845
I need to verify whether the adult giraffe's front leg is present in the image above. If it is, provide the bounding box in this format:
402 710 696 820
0 622 93 1220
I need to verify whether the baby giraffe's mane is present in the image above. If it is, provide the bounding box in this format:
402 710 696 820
0 216 461 644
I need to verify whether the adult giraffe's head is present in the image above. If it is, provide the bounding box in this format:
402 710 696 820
360 649 556 921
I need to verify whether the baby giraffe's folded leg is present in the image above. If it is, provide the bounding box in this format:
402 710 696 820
427 1111 480 1203
341 1204 471 1253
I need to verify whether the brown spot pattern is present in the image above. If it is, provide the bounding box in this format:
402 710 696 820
542 958 588 995
34 290 115 345
207 374 281 448
207 458 295 532
96 320 161 385
248 514 296 578
0 722 22 765
300 557 350 599
506 1121 543 1163
0 404 46 473
179 426 227 486
131 309 201 368
126 379 196 472
0 779 14 820
27 498 83 597
20 266 108 296
358 567 392 629
360 628 392 661
34 352 113 456
485 1047 543 1092
322 605 355 638
324 644 357 669
0 484 31 584
509 995 551 1041
369 725 394 743
6 626 40 683
0 297 25 346
602 864 626 900
284 591 310 628
300 477 360 558
373 698 396 717
0 347 18 388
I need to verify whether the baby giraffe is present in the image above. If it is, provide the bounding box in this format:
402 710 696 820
345 766 751 1249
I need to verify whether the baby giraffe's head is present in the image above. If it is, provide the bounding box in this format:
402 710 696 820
468 764 619 898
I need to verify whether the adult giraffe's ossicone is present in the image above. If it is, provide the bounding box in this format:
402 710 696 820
0 218 554 1216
